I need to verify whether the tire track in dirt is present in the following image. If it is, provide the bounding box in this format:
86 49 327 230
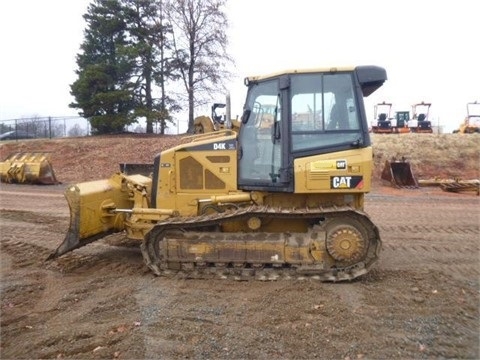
0 236 147 359
0 184 68 216
370 221 478 278
365 193 480 282
1 231 145 276
379 224 479 234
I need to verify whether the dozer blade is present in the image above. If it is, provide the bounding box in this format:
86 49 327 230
47 173 135 260
381 158 418 188
0 152 59 185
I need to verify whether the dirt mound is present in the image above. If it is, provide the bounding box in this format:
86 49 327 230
1 133 479 185
370 133 479 182
0 134 187 183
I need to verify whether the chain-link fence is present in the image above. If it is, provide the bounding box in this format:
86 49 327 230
0 116 91 140
0 115 188 140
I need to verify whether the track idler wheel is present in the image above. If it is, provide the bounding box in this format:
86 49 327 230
325 218 368 265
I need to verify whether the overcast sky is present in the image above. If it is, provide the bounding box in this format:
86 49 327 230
1 0 478 132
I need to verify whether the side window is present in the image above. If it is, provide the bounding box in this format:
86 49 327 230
291 73 362 152
292 93 323 131
324 75 359 131
291 74 324 132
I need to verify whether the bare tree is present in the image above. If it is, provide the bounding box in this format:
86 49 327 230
166 0 233 133
68 124 87 137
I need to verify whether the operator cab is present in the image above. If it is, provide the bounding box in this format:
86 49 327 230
238 65 387 192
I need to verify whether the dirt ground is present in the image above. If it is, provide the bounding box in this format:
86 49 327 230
1 134 479 359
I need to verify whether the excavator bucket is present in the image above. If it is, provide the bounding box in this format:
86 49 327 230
0 152 59 185
380 158 418 188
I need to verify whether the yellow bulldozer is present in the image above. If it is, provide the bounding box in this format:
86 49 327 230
194 96 241 134
48 65 387 282
453 101 480 134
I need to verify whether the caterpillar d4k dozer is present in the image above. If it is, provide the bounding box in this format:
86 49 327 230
0 152 59 185
48 65 387 282
381 157 418 188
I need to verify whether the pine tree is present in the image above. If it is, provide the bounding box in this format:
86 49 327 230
70 0 136 134
70 0 233 135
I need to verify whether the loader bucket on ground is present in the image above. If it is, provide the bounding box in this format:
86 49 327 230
0 152 59 185
381 159 418 188
47 174 134 260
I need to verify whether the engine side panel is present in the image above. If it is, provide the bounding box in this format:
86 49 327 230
294 147 373 193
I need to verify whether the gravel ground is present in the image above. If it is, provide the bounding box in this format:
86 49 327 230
1 133 479 359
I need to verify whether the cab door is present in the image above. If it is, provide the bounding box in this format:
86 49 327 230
238 77 292 192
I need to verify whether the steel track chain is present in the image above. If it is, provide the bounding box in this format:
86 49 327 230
141 205 382 282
